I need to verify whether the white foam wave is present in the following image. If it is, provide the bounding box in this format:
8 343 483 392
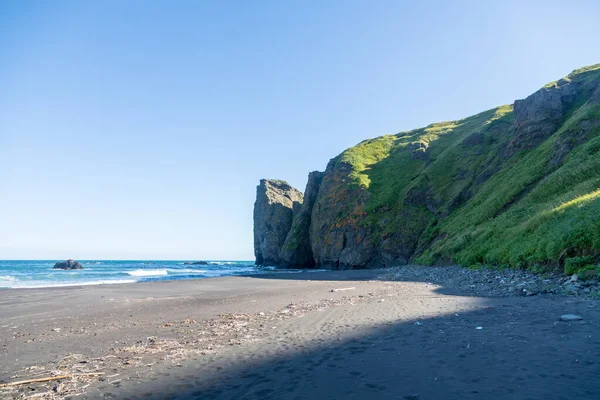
0 279 137 289
0 275 17 281
127 269 168 277
166 269 207 274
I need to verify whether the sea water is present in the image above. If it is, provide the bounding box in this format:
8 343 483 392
0 260 289 289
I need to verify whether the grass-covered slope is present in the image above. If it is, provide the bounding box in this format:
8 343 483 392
310 64 600 274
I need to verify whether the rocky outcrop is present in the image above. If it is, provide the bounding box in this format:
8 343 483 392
53 259 84 270
253 179 303 266
279 171 324 267
507 80 577 156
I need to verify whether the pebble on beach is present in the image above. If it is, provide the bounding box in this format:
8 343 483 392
560 314 583 322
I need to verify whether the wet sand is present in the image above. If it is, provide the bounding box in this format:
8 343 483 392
1 269 599 399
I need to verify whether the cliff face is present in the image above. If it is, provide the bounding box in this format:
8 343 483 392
507 79 578 155
309 161 375 268
253 179 303 266
279 171 324 267
255 64 600 272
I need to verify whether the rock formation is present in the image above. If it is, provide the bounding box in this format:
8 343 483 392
506 79 577 155
53 259 84 270
254 64 600 272
279 171 324 267
253 179 303 266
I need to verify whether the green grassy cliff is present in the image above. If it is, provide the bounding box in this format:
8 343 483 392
257 64 600 275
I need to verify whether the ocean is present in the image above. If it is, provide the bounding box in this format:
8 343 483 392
0 260 290 289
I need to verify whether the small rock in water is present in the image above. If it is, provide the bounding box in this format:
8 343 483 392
53 259 84 270
560 314 583 322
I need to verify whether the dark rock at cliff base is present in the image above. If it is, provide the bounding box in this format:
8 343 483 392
279 171 324 267
53 259 84 270
254 179 303 266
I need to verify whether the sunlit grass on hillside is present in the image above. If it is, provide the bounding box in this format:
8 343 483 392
568 63 600 81
367 106 513 213
330 63 600 273
341 135 396 188
333 105 517 245
340 106 513 192
544 63 600 89
422 100 600 270
552 188 600 213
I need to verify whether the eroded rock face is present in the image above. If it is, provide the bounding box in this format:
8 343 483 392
507 81 577 155
253 179 303 266
53 259 84 270
309 160 375 269
279 171 324 268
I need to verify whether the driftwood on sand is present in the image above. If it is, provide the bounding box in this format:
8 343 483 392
0 372 105 388
331 287 356 292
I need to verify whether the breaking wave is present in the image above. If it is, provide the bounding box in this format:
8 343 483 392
127 269 169 277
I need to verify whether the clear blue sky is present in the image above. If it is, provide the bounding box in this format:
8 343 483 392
1 0 598 260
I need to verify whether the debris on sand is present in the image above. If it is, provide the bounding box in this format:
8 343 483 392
1 292 385 399
331 287 356 292
0 372 104 388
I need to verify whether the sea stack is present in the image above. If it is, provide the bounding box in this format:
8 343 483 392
53 259 84 270
253 179 303 266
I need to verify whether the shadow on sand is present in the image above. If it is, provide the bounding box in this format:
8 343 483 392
112 272 599 400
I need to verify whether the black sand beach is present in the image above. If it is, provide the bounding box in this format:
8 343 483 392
1 269 599 399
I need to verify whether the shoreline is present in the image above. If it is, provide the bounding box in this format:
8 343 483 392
3 262 598 299
1 268 599 399
0 260 268 290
